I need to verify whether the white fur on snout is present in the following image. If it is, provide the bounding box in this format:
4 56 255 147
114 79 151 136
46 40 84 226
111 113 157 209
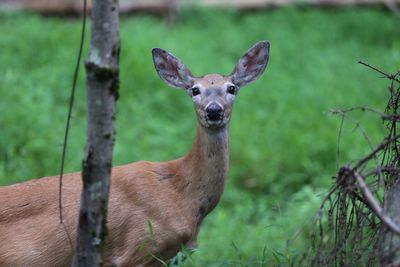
205 101 223 111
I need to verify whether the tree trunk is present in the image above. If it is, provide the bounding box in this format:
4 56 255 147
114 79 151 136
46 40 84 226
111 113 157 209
379 179 400 267
72 0 120 266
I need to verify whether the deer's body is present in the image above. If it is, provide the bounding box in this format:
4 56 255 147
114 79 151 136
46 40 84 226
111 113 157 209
0 41 269 266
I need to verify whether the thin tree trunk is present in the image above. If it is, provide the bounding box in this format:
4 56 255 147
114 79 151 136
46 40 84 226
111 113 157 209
379 179 400 267
72 0 120 266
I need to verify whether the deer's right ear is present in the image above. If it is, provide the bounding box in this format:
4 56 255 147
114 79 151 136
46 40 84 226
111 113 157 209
152 48 194 89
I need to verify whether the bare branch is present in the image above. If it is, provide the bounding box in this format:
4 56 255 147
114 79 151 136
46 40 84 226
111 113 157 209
330 106 386 117
330 106 400 122
358 61 400 84
364 167 400 177
58 0 87 253
342 167 400 236
353 134 400 170
336 114 345 171
331 107 386 180
308 62 400 266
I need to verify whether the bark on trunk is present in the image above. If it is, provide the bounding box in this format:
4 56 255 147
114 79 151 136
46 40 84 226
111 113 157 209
379 179 400 267
72 0 120 266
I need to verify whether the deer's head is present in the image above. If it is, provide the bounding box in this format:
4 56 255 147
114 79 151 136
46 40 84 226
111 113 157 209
152 41 270 130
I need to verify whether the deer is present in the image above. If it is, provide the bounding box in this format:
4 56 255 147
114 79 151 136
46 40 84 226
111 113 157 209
0 40 269 266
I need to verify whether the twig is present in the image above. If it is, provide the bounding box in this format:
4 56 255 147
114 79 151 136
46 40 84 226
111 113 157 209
330 107 400 122
346 167 400 236
353 134 400 171
331 108 384 180
319 135 400 211
364 167 400 178
319 183 340 211
58 0 87 251
382 114 400 122
336 114 345 171
330 106 386 117
358 61 400 84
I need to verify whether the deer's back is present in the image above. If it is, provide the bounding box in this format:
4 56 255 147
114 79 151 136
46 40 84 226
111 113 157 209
0 161 195 267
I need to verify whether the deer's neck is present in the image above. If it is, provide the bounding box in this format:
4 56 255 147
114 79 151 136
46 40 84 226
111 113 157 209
176 124 229 224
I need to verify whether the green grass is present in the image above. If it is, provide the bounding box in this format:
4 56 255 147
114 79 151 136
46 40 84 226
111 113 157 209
0 6 399 266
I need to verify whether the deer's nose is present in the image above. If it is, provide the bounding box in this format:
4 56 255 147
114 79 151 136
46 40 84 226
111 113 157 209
206 103 223 121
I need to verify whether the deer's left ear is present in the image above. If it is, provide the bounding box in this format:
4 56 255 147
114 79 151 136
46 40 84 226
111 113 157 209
152 48 194 89
230 41 270 87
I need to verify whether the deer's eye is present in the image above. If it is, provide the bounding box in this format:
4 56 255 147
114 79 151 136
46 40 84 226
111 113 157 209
191 87 200 96
227 85 237 95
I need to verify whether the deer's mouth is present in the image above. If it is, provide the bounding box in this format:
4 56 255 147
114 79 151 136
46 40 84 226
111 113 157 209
203 115 228 129
206 118 223 126
197 107 228 129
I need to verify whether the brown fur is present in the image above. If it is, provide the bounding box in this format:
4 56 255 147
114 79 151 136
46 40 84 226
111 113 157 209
194 74 228 88
0 120 229 267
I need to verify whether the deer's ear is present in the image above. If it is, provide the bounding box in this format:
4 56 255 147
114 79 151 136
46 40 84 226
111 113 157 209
152 48 194 89
230 41 270 87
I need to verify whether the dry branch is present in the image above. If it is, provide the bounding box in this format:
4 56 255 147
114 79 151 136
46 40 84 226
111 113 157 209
307 64 400 266
358 61 400 84
345 167 400 235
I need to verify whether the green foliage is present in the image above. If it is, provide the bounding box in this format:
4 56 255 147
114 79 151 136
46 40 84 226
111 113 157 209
0 7 399 265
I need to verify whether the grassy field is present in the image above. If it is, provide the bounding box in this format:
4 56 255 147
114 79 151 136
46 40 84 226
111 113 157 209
0 6 399 266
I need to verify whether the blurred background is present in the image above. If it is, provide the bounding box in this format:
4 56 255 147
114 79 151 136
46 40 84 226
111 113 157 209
0 0 399 265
